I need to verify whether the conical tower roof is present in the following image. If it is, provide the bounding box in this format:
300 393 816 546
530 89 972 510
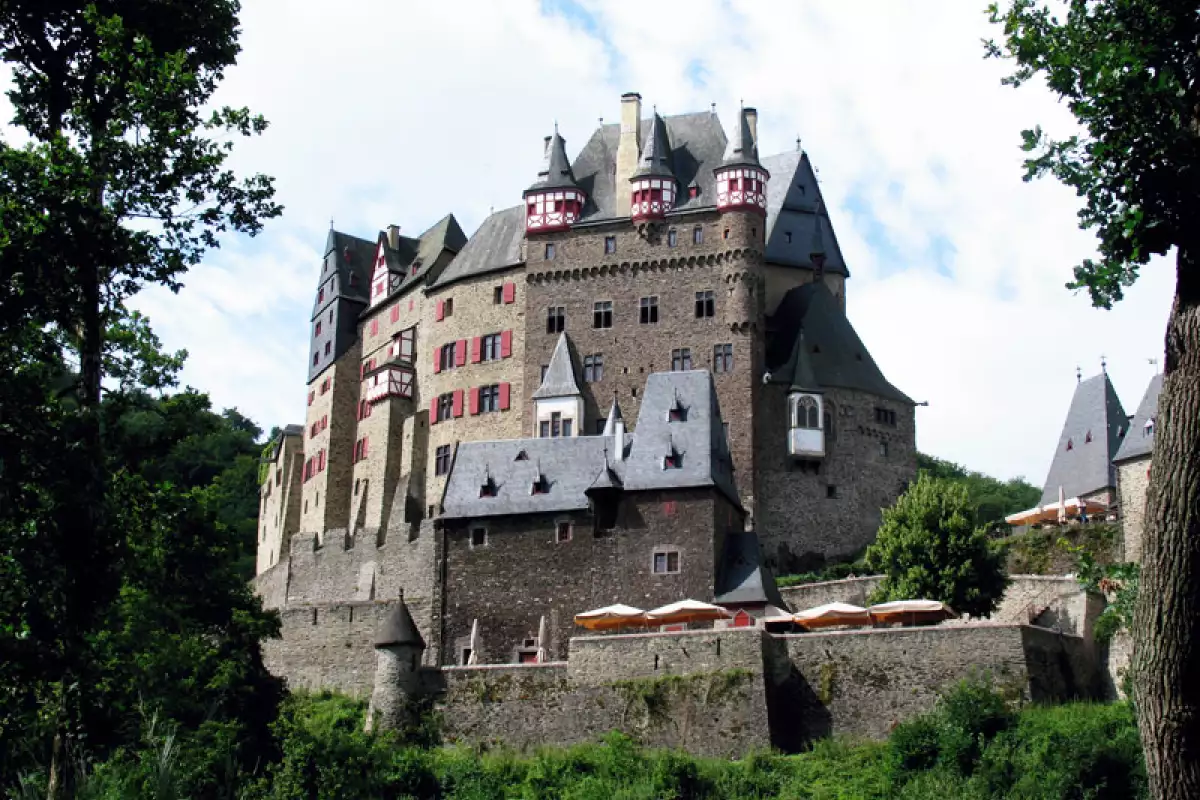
601 397 624 436
526 128 580 193
1039 372 1129 504
1114 373 1163 464
631 113 675 180
375 596 426 649
776 329 820 393
532 333 581 399
722 107 760 168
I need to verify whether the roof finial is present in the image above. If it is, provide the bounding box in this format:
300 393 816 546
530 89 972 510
710 102 716 114
554 119 559 135
1076 366 1082 383
329 216 334 230
796 136 802 152
1101 354 1107 373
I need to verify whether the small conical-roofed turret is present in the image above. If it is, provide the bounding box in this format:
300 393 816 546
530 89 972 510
365 595 426 733
524 126 586 233
374 596 426 649
532 333 584 438
714 105 769 215
629 112 677 222
776 329 825 460
601 397 624 436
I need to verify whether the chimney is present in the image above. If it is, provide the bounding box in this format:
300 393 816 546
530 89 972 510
615 92 643 216
743 107 758 154
613 416 625 462
386 225 400 249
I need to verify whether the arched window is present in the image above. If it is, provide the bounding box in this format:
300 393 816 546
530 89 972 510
824 403 836 442
793 395 820 429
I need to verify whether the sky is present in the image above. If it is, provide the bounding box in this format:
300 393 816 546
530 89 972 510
3 0 1174 485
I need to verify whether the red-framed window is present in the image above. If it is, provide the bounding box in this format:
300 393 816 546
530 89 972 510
307 391 315 406
390 305 400 323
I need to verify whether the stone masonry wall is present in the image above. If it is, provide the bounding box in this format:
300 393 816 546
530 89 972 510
299 345 363 541
1117 457 1150 562
440 489 741 666
756 384 916 567
261 601 395 697
257 433 304 573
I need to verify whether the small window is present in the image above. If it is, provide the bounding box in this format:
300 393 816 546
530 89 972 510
1066 438 1074 451
481 333 502 362
531 474 550 495
479 384 500 412
556 521 572 543
312 352 319 366
695 291 715 318
663 448 683 469
667 229 677 247
470 527 487 547
460 647 473 665
440 342 457 371
593 301 613 329
515 449 528 461
493 286 503 304
545 243 555 260
874 407 897 427
713 343 733 373
670 348 692 371
583 353 604 382
479 476 497 498
826 485 838 499
435 444 452 475
444 298 454 317
437 393 454 422
879 440 889 458
540 365 549 382
795 396 820 429
692 226 704 245
546 306 565 334
324 341 331 355
785 231 792 244
652 549 681 574
1085 430 1093 443
315 321 323 336
723 229 729 240
639 296 658 324
604 235 616 254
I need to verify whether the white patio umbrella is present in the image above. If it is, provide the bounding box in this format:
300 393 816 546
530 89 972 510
467 618 480 664
574 604 647 631
536 615 548 662
644 599 732 626
868 599 956 625
792 602 872 630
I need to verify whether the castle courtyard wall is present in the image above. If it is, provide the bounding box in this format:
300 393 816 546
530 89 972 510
1117 457 1150 562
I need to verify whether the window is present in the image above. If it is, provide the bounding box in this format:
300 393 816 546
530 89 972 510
785 231 793 244
546 306 565 334
481 333 501 362
795 396 820 429
556 521 572 543
435 445 452 475
826 485 838 499
652 549 681 574
563 418 573 437
663 447 683 469
593 301 613 329
874 407 897 426
470 527 488 547
479 384 500 412
324 341 331 355
479 474 498 498
695 290 715 318
318 288 325 303
315 321 322 336
460 647 473 665
312 353 319 366
723 228 730 240
671 348 692 371
714 343 733 373
437 393 454 422
668 229 677 247
321 377 330 394
879 440 889 458
604 235 616 254
668 402 688 422
545 243 555 260
308 390 315 406
583 354 604 382
493 286 503 304
531 474 550 495
444 298 454 317
440 342 457 371
692 226 704 245
540 365 549 382
541 411 570 438
353 437 369 462
639 296 658 324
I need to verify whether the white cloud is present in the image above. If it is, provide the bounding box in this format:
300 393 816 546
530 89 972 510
5 0 1174 482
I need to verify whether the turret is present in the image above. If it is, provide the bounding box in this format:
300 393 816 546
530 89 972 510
714 106 769 215
629 112 677 223
781 331 825 460
524 127 585 234
532 333 583 437
365 596 426 732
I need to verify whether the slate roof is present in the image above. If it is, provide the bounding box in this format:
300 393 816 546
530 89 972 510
767 282 910 404
714 531 784 607
430 205 525 289
721 108 760 168
632 113 676 180
761 151 848 276
601 397 624 436
315 229 375 314
1114 374 1163 464
532 333 580 399
526 130 580 193
376 214 468 301
1039 373 1129 504
441 370 739 520
375 597 426 649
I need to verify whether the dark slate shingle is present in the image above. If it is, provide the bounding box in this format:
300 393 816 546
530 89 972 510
430 206 525 289
1039 373 1129 503
761 151 848 276
1114 373 1163 464
714 532 784 607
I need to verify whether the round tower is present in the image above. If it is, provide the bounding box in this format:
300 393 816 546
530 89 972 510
716 106 769 331
365 596 426 733
629 112 677 223
524 127 585 234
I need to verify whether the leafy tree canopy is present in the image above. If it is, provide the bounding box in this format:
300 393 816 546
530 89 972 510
917 453 1041 532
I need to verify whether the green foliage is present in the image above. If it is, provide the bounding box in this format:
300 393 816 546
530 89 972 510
777 557 870 587
610 669 754 729
1072 551 1141 644
1000 522 1120 575
917 453 1041 533
865 474 1009 617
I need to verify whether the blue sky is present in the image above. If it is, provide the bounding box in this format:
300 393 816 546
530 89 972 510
3 0 1173 484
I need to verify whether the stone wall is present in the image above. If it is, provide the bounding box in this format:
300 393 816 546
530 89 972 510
261 601 396 697
299 345 363 541
1117 457 1150 562
257 432 304 573
778 576 882 610
755 384 916 568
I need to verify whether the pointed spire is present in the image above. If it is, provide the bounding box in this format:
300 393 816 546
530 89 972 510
527 128 579 193
601 396 624 436
375 595 426 649
532 333 581 399
631 113 675 180
723 106 760 167
776 329 820 393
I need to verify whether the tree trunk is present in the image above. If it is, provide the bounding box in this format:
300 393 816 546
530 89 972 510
45 731 62 800
1133 241 1200 799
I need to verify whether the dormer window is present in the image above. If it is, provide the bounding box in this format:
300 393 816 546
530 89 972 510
515 449 528 461
1067 438 1074 451
1145 417 1155 436
531 474 550 495
667 396 688 422
1085 431 1093 443
479 476 498 498
663 446 683 470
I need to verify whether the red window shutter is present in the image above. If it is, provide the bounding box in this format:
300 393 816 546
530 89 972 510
469 386 480 415
362 437 369 459
429 396 438 425
455 339 467 367
663 501 677 516
390 305 399 323
409 299 414 311
452 389 464 418
322 414 328 430
319 450 326 472
435 299 445 321
470 336 481 364
499 382 511 411
503 281 516 304
433 347 441 374
500 329 513 358
370 319 379 337
308 391 314 406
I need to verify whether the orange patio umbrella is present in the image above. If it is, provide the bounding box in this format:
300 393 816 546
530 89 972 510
868 599 956 626
792 602 872 630
574 604 648 631
644 599 732 627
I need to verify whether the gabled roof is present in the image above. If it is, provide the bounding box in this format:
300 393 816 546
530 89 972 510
632 113 676 180
761 151 848 276
715 532 784 607
721 108 760 169
430 205 525 289
526 130 580 193
601 397 624 436
375 597 425 649
374 214 468 301
768 282 910 404
1039 373 1129 504
1114 373 1163 464
532 333 581 399
441 371 740 520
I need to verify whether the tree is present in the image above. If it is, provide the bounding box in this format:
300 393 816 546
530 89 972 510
985 2 1200 794
865 474 1008 618
917 453 1042 532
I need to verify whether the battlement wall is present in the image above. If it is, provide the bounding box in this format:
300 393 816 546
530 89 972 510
262 601 399 697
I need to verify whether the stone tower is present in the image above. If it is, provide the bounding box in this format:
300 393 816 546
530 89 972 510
365 596 426 732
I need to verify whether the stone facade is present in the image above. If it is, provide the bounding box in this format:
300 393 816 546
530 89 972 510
1116 457 1150 562
257 428 304 573
299 349 362 542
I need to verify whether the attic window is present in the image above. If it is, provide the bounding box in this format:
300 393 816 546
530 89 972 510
1066 438 1074 451
531 474 550 495
668 396 688 422
479 476 498 498
663 446 683 470
1145 417 1155 436
514 450 528 461
689 185 700 199
1085 431 1093 443
785 231 792 244
411 263 419 276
